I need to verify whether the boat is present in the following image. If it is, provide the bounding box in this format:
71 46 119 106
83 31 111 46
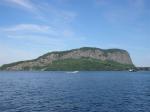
129 69 137 72
66 71 79 74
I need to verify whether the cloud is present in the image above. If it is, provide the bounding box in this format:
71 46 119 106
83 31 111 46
2 24 50 33
0 23 84 51
34 2 77 23
1 0 78 42
5 0 37 12
2 0 78 41
0 24 77 39
1 24 69 40
3 0 77 23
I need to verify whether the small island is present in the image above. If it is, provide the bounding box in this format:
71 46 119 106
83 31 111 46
0 47 135 71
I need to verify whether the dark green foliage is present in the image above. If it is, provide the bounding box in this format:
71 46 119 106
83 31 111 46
44 58 134 71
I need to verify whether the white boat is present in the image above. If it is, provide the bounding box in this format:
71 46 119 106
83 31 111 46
129 69 136 72
66 71 79 74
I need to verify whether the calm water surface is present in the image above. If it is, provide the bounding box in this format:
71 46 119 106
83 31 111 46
0 71 150 112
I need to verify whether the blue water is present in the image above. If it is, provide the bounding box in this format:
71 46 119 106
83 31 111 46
0 71 150 112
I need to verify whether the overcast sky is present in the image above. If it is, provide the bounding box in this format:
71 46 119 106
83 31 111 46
0 0 150 67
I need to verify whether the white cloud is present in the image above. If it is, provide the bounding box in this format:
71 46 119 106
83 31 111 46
0 24 63 38
3 0 77 23
2 24 50 32
0 23 79 39
2 0 78 39
5 0 37 11
34 2 77 23
0 23 82 52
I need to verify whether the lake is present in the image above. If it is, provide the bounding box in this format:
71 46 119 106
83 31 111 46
0 71 150 112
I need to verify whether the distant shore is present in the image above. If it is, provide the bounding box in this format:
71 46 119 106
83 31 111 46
136 67 150 71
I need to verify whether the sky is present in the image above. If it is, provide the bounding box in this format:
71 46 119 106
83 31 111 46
0 0 150 67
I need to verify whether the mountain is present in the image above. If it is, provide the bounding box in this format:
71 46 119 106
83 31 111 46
0 47 134 71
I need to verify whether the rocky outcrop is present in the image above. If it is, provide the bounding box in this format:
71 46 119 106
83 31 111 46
0 47 134 71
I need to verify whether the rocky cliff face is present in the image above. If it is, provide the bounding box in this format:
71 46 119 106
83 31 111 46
0 47 134 71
